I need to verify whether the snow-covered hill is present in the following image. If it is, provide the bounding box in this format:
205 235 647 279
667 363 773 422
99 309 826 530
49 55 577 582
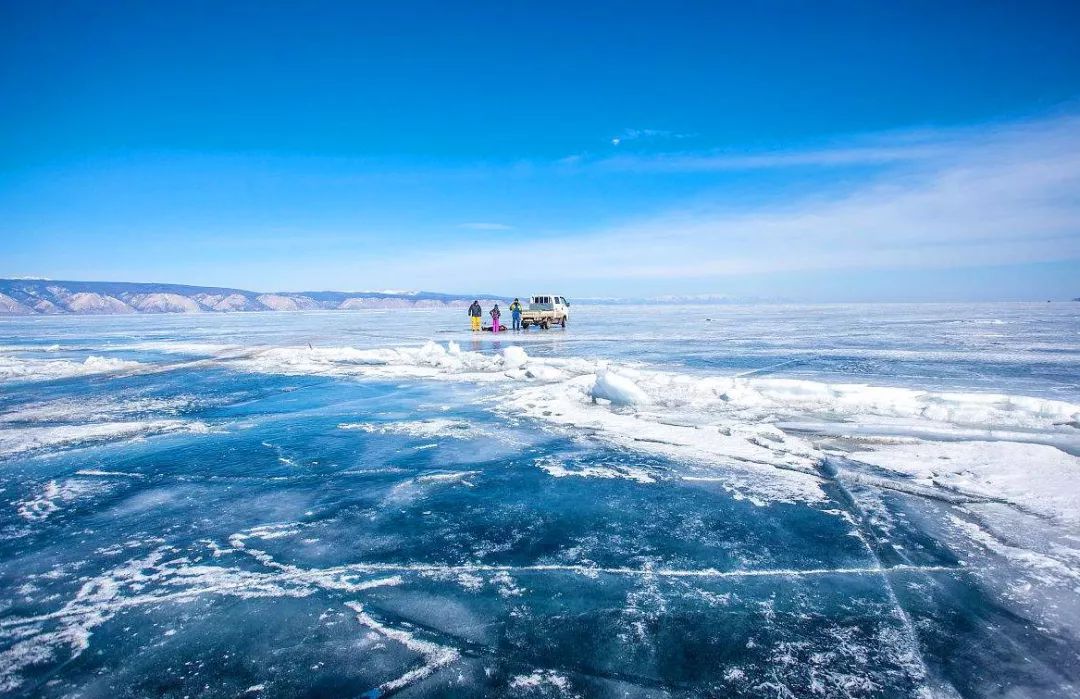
0 279 497 315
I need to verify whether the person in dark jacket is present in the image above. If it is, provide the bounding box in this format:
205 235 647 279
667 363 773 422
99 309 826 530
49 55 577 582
468 300 482 331
509 298 523 330
490 304 502 333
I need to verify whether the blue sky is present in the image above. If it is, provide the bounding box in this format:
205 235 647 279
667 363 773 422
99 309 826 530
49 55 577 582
2 1 1079 300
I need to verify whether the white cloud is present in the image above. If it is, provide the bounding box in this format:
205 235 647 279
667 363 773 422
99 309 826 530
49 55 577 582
455 222 514 231
592 115 1079 172
593 142 945 170
364 113 1080 289
610 128 697 146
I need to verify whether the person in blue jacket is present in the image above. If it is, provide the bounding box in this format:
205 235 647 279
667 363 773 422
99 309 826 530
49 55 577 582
509 298 523 330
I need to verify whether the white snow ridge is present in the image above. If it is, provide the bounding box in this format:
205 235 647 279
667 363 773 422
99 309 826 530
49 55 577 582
0 355 145 383
0 420 209 459
226 339 1080 507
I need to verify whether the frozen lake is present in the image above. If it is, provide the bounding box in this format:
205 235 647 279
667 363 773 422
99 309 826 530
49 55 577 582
1 303 1078 697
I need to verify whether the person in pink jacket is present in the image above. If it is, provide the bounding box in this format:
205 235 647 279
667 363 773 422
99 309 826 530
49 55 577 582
490 304 501 332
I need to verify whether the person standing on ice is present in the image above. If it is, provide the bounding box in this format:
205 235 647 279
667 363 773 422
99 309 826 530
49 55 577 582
509 298 523 330
490 303 502 332
468 300 482 331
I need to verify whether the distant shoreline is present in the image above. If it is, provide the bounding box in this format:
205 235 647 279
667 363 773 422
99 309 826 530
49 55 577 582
0 278 505 316
2 279 1076 316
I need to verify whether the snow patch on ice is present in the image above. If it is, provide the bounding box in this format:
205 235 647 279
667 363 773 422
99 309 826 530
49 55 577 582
415 470 479 485
509 670 578 696
0 547 347 693
0 420 209 459
16 479 110 521
345 600 459 693
851 441 1080 524
504 374 826 504
590 370 651 406
74 469 145 478
947 515 1080 594
232 341 569 384
338 419 473 439
536 456 656 484
110 341 240 355
716 378 1079 430
0 395 197 424
0 355 145 383
501 345 528 368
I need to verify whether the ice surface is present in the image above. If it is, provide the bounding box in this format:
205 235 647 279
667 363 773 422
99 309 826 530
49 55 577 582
0 354 144 383
535 455 657 484
338 419 474 439
1 304 1078 696
233 341 524 381
590 370 652 406
16 478 110 521
501 345 529 368
0 395 197 423
0 420 208 459
850 441 1080 524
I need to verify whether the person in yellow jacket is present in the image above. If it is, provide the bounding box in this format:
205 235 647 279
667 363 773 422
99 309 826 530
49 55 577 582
509 298 523 330
468 300 482 331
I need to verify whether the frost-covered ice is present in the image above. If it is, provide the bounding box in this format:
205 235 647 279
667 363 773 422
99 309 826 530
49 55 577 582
850 440 1080 524
1 303 1078 697
232 340 529 381
0 395 198 424
16 478 110 521
0 354 144 383
0 420 208 459
590 369 652 406
535 456 657 484
509 670 577 696
338 418 474 439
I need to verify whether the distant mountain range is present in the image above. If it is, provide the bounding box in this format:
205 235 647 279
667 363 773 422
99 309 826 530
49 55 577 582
0 279 502 315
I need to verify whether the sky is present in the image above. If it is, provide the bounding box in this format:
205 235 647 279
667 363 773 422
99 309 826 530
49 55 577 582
2 1 1079 301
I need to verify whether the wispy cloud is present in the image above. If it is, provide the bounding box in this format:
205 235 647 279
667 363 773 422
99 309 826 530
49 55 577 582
592 115 1078 172
455 222 514 231
362 113 1080 290
593 142 946 170
611 128 697 146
